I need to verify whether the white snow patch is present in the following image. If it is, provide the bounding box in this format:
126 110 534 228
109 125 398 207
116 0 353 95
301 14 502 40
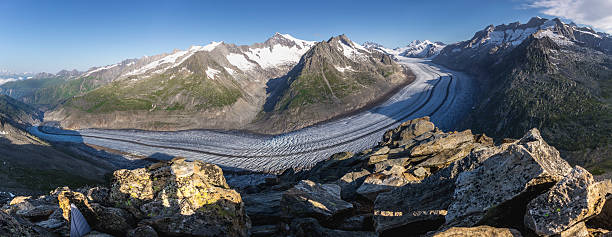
226 53 255 71
84 63 119 77
124 41 222 77
335 65 354 72
223 67 237 75
278 33 316 49
338 41 365 60
535 29 574 45
245 45 310 68
205 67 221 79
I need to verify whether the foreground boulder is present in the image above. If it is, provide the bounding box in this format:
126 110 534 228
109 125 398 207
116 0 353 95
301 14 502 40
524 166 611 235
445 129 572 227
373 144 509 235
373 128 574 235
1 158 250 237
110 158 250 236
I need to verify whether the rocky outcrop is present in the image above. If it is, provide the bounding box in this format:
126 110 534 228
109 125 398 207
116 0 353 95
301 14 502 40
1 158 250 237
2 117 612 237
372 128 580 235
524 166 612 235
445 129 572 227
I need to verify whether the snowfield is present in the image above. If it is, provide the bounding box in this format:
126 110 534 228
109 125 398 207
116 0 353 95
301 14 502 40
31 57 476 173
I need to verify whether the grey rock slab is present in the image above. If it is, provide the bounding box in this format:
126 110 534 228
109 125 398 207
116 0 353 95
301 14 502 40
524 166 611 236
373 137 520 234
445 129 572 226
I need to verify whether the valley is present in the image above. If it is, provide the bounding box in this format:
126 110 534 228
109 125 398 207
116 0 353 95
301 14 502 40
30 57 476 173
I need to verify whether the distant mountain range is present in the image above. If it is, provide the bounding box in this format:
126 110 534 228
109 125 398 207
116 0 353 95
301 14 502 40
1 33 410 133
365 40 446 58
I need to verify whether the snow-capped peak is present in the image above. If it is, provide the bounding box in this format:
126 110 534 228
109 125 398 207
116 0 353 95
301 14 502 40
190 41 223 52
124 41 223 77
391 40 446 58
329 35 369 60
243 33 316 69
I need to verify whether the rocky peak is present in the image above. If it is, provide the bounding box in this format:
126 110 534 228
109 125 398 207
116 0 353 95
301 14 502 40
363 41 384 49
55 69 82 78
263 32 315 50
397 40 446 58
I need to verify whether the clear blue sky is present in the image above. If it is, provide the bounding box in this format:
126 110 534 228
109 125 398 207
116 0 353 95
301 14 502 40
0 0 594 73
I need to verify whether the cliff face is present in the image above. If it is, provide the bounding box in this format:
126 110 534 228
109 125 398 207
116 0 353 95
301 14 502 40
2 117 611 237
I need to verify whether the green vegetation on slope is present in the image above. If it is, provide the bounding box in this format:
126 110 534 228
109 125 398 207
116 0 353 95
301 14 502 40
67 72 242 113
1 76 100 108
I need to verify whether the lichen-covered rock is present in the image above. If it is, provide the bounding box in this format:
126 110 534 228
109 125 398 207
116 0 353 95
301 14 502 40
57 189 96 223
445 129 572 226
373 142 514 235
110 158 250 237
524 166 611 235
281 180 353 221
430 225 522 237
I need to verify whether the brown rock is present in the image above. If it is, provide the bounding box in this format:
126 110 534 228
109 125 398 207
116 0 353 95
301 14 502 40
357 166 409 201
410 130 474 157
430 225 522 237
559 222 589 237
